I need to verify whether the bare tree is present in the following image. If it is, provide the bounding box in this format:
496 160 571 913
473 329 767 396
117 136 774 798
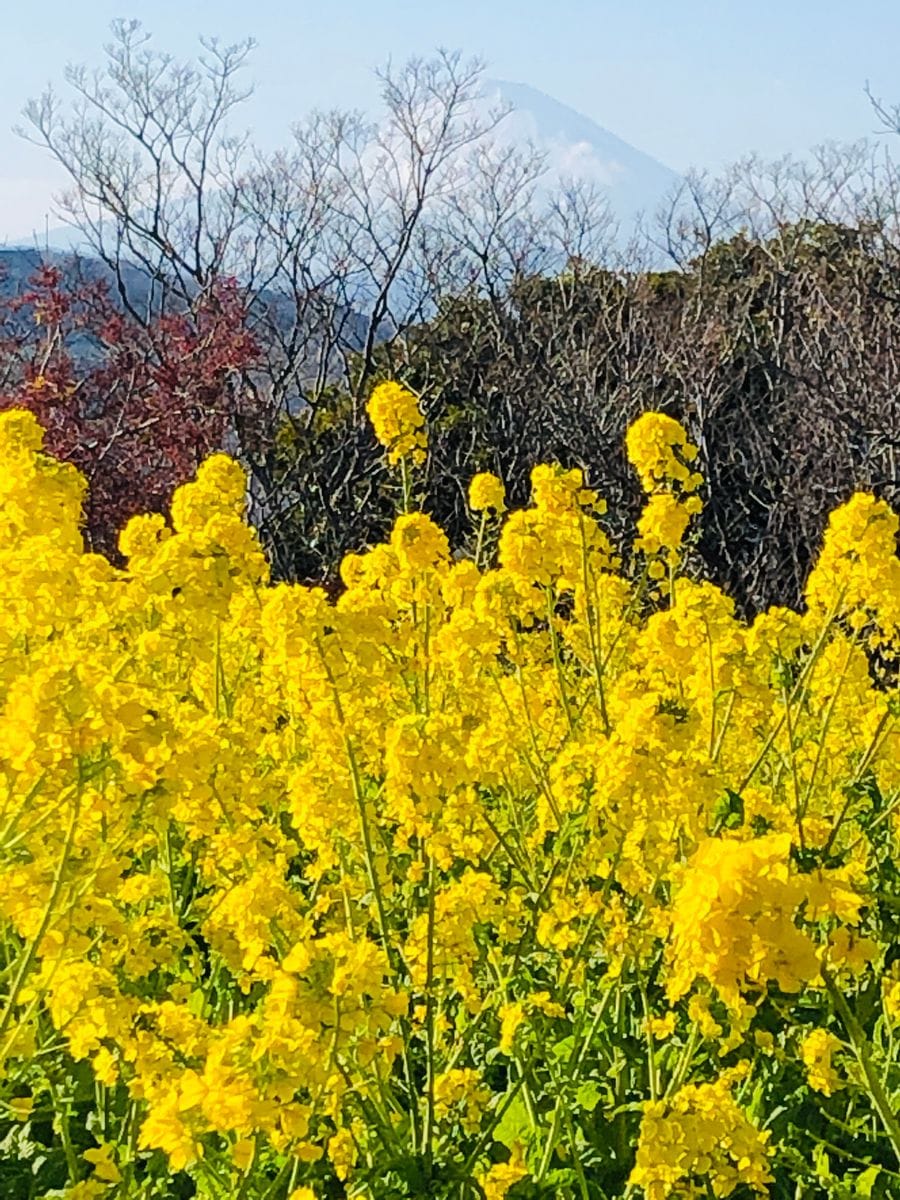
21 20 256 321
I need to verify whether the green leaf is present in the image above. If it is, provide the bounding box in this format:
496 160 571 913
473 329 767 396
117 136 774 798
492 1091 532 1150
713 788 744 830
813 1142 832 1181
574 1080 603 1112
187 987 206 1017
856 1166 881 1197
551 1036 575 1060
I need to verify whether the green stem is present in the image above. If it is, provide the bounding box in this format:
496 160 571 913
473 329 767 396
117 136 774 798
47 1077 80 1184
546 588 575 734
473 510 488 571
0 782 81 1045
736 597 841 795
578 512 611 736
780 678 806 852
639 983 659 1102
400 455 412 514
664 1022 700 1098
421 855 437 1178
824 967 900 1167
535 1094 563 1182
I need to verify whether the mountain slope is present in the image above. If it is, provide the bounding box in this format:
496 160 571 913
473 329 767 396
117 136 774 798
485 79 679 227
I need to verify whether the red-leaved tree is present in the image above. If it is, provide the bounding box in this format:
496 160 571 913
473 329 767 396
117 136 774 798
0 263 259 556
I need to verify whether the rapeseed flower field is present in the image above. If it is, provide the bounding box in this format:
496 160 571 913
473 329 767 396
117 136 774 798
0 386 899 1198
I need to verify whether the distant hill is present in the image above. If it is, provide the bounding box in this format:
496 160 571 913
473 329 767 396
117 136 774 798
0 247 142 364
0 246 151 300
0 247 370 380
0 247 44 295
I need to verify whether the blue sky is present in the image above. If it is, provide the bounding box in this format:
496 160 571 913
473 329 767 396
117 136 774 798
4 0 900 239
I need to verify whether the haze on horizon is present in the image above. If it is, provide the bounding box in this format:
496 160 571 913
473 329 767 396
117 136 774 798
3 0 899 242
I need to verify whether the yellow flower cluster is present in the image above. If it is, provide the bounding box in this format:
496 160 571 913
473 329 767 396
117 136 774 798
805 492 900 639
625 411 703 496
629 1069 773 1199
799 1028 844 1096
366 380 428 465
469 471 506 513
477 1145 529 1199
1 400 898 1198
666 832 864 1008
626 412 704 575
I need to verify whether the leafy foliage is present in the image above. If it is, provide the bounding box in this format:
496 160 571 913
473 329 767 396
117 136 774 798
0 263 258 557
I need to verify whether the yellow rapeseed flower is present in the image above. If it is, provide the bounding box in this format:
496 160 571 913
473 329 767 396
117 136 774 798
469 471 506 512
367 380 428 465
800 1028 844 1096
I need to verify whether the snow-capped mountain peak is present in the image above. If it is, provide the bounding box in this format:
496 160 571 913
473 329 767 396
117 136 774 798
484 79 679 226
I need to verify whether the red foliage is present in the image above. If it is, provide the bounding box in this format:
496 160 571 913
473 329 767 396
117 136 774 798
0 264 259 556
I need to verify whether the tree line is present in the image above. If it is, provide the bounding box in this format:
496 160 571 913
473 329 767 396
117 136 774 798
5 20 900 614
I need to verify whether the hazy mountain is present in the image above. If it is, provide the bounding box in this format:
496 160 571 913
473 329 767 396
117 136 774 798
0 246 149 295
0 246 371 374
484 80 680 228
5 216 91 254
0 246 168 364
